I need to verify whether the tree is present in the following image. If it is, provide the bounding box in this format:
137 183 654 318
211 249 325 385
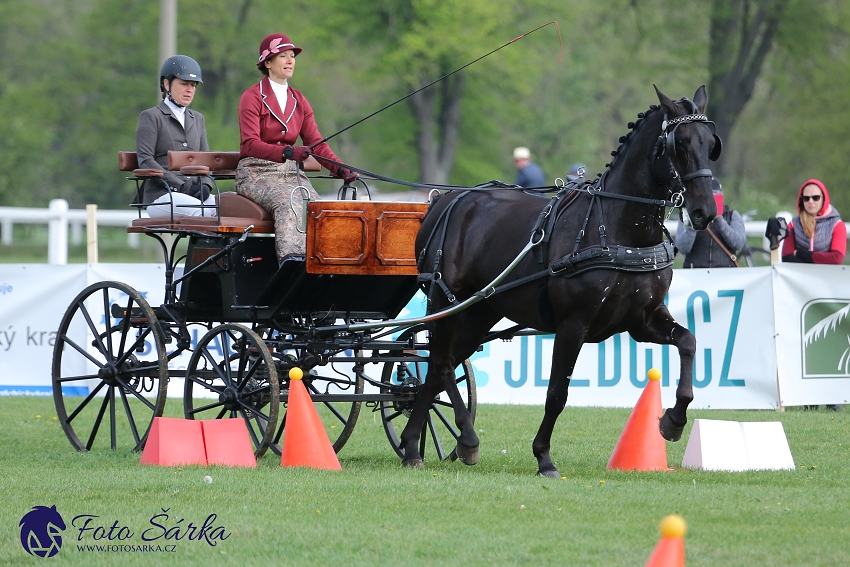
708 0 791 176
321 0 526 185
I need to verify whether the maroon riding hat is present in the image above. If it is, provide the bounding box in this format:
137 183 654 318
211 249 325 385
257 33 302 69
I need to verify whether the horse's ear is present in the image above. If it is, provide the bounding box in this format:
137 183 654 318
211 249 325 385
654 84 677 115
693 85 708 114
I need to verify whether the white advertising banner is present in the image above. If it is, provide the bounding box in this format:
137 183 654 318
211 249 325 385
773 264 850 407
0 264 168 397
0 265 88 396
462 267 779 409
4 263 845 409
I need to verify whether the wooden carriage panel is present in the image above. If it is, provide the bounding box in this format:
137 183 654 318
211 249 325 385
306 201 429 275
311 210 368 264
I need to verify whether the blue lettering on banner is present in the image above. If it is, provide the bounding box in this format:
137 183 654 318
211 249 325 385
686 289 745 388
0 386 88 396
598 335 621 387
504 335 588 388
504 336 528 387
0 282 13 294
717 289 745 386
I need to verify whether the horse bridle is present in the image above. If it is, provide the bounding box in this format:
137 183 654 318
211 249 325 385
654 107 723 210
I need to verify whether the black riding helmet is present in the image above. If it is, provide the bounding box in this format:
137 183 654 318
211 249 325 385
159 55 203 102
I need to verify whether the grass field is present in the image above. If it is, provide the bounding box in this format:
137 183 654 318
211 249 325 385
1 397 848 566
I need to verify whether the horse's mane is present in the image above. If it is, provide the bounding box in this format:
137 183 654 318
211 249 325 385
597 103 663 177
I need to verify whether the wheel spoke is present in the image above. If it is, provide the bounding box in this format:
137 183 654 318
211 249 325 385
235 356 266 392
239 409 263 448
236 400 270 421
431 405 460 438
66 381 106 423
426 413 446 461
118 387 142 447
109 387 117 450
114 327 153 367
383 409 404 422
58 334 105 368
187 400 227 416
78 297 110 361
102 288 114 358
113 376 157 412
115 295 135 356
55 372 101 383
186 373 226 395
86 393 111 450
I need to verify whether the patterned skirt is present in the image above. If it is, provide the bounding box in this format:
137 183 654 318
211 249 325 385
235 157 319 261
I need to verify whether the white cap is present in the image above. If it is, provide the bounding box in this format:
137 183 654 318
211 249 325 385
513 147 531 160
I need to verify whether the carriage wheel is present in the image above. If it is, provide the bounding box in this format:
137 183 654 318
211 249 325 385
268 351 364 456
380 357 477 461
183 324 279 458
52 281 168 452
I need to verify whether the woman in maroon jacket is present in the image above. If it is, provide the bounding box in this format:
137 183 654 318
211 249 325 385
236 33 357 262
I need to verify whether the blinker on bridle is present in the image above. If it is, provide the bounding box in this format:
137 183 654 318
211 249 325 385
654 109 723 213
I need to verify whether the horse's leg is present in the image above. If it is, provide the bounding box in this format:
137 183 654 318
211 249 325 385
398 307 499 468
533 327 583 478
629 305 695 442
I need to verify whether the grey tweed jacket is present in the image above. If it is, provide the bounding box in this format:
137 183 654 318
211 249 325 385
135 101 209 203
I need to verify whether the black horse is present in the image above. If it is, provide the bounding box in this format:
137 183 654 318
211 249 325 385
404 86 720 477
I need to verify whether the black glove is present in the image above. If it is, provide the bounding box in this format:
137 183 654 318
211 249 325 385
182 177 210 201
338 167 358 185
283 145 313 162
795 248 814 263
765 217 788 250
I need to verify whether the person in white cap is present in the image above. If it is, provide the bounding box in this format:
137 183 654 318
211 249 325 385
513 147 546 188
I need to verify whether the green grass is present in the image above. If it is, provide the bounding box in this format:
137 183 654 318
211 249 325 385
1 397 848 566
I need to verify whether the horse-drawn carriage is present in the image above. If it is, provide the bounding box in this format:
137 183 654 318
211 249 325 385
51 149 477 460
52 86 720 476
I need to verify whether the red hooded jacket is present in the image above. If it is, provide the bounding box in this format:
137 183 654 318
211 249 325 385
782 179 846 264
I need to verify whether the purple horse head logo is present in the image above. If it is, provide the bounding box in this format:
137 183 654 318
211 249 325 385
19 505 66 558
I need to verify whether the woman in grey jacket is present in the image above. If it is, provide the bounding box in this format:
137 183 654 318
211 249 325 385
135 55 215 218
676 178 747 268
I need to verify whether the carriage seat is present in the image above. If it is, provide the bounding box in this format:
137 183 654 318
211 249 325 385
121 150 319 235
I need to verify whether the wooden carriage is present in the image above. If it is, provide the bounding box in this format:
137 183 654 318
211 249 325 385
51 151 474 462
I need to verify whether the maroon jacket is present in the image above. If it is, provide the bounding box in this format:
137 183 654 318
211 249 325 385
237 76 343 176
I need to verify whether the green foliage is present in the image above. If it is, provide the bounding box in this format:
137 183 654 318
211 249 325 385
0 0 849 218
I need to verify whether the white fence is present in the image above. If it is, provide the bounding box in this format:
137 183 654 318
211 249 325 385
0 199 144 263
2 199 849 264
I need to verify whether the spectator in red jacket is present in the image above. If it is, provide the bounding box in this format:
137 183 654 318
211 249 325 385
235 33 357 262
782 179 846 265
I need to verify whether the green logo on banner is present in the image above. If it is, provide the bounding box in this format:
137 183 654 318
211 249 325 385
801 299 850 378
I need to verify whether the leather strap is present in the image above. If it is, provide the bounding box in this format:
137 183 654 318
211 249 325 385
705 225 739 267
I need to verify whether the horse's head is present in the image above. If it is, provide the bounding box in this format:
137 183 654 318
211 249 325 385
653 85 721 230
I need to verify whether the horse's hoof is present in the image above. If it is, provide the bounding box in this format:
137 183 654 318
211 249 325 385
659 410 686 442
452 443 480 466
537 467 561 479
402 458 424 469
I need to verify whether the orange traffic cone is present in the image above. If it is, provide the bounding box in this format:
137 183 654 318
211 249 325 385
280 367 342 470
645 514 687 567
607 368 669 471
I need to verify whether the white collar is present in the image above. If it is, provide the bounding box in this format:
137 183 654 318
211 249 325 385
164 97 187 127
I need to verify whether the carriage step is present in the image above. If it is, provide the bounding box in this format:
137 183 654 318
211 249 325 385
111 303 145 321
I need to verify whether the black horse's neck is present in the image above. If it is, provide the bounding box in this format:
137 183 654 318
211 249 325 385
596 105 668 245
